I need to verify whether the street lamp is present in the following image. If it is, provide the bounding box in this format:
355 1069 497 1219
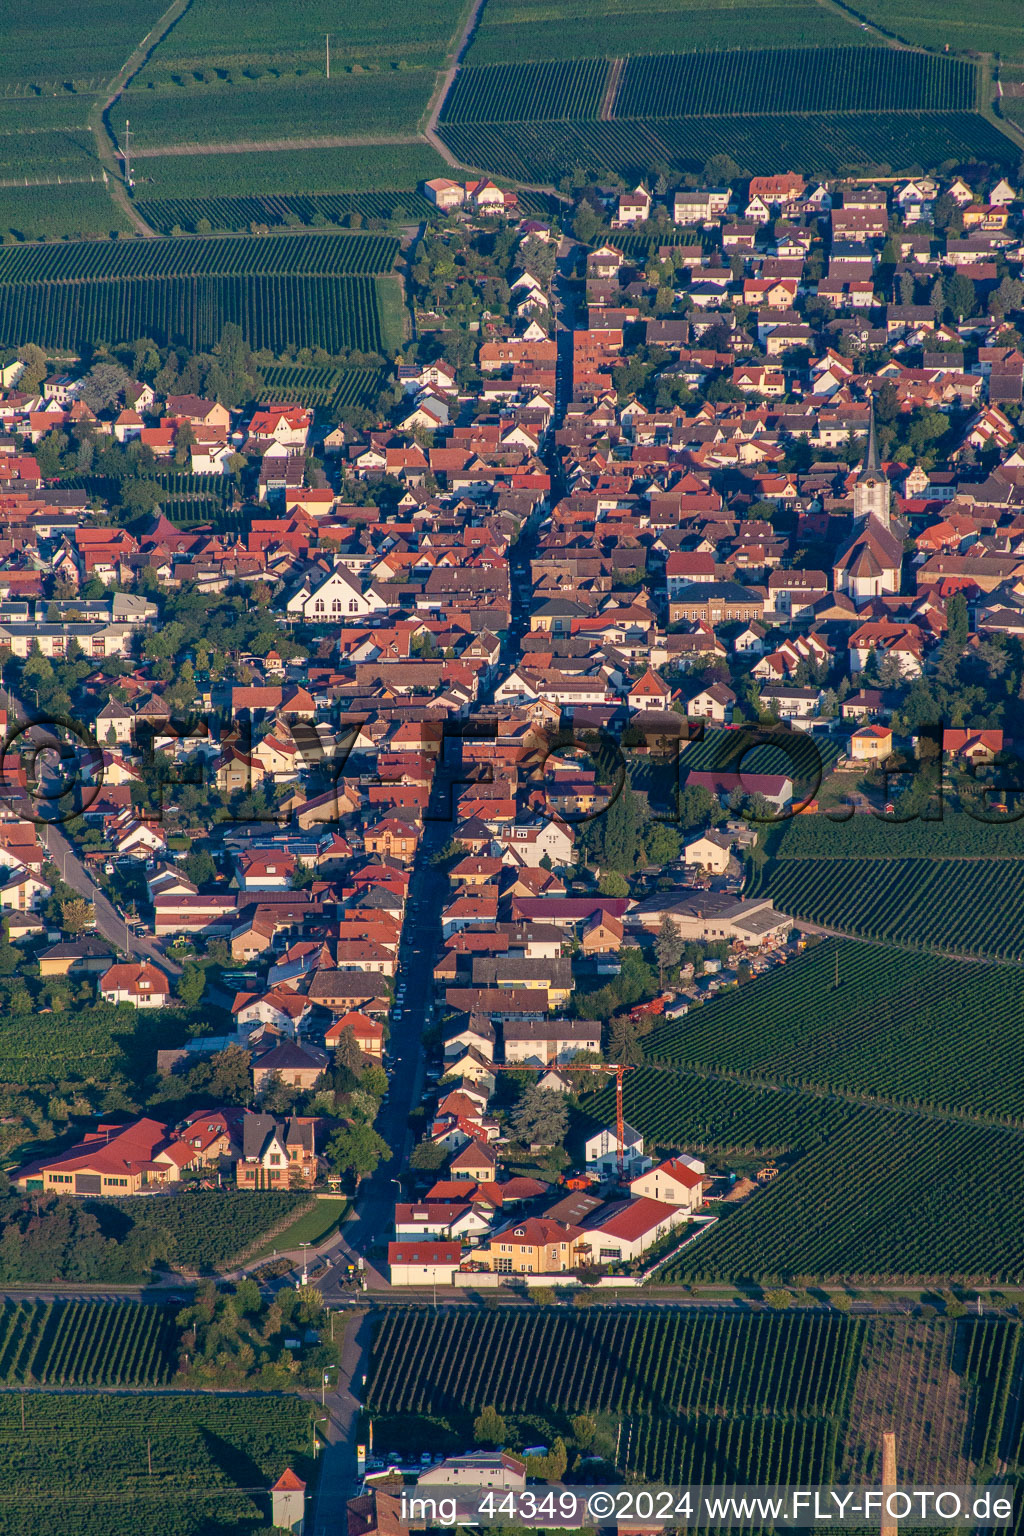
322 1366 336 1407
299 1242 311 1287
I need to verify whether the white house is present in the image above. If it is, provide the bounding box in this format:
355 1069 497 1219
495 821 574 868
113 819 168 859
287 565 387 622
683 831 732 874
99 961 171 1009
684 683 736 722
418 1452 526 1491
387 1240 462 1286
630 1154 706 1213
584 1122 649 1180
584 1196 688 1262
394 1204 492 1241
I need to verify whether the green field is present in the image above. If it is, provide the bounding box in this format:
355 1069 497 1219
850 0 1024 58
667 1106 1024 1284
466 0 876 63
134 0 467 75
0 1392 314 1536
760 855 1024 960
0 1300 178 1386
440 109 1013 181
607 1064 852 1156
138 189 436 234
0 271 396 354
439 46 1012 179
109 1190 318 1269
0 0 467 237
0 0 169 88
245 1196 349 1260
0 183 131 241
646 939 1024 1123
367 1309 1023 1487
0 1004 177 1089
763 809 1024 860
124 69 436 149
0 231 397 280
260 363 390 410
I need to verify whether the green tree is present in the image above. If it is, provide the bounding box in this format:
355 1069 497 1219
473 1406 507 1447
177 961 206 1009
572 1413 598 1450
183 849 216 886
327 1122 390 1179
511 1085 568 1151
655 914 684 987
598 871 629 897
16 344 48 394
60 898 92 936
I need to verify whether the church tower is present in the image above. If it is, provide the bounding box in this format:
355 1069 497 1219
854 399 891 529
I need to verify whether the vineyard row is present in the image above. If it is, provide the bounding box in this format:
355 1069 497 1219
0 273 388 355
0 230 398 285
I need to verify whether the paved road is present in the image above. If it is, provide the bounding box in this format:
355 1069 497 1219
312 1308 375 1533
0 685 181 976
41 817 181 977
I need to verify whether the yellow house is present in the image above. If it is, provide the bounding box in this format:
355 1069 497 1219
473 1217 590 1274
850 724 893 762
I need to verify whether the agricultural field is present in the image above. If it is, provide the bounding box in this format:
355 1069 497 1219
667 1104 1024 1284
439 46 1011 181
0 96 99 180
441 111 1013 182
602 1064 852 1156
850 0 1024 60
367 1310 1024 1486
465 0 876 65
368 1308 863 1416
646 938 1024 1123
109 1190 318 1269
761 854 1024 960
0 1300 178 1386
260 363 390 411
131 143 452 206
0 231 397 281
62 470 243 529
139 190 435 236
133 0 468 77
0 1392 314 1536
0 0 169 89
442 57 612 121
0 231 398 281
760 807 1024 860
614 46 977 116
0 273 393 355
0 1003 178 1089
0 184 131 242
123 69 436 150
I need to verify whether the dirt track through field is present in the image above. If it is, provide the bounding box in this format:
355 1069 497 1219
130 133 424 158
600 58 625 120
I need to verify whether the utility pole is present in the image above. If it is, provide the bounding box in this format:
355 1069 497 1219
325 33 330 79
123 119 133 189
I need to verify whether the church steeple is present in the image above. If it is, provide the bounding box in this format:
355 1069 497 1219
860 397 881 479
853 397 890 528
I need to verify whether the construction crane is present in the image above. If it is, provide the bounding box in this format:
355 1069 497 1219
489 1061 634 1179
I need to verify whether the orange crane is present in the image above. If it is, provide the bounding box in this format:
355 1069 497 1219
490 1061 635 1179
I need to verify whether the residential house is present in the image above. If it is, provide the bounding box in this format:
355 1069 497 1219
98 962 170 1008
235 1113 320 1188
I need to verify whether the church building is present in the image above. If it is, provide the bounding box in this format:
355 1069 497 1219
832 404 904 603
